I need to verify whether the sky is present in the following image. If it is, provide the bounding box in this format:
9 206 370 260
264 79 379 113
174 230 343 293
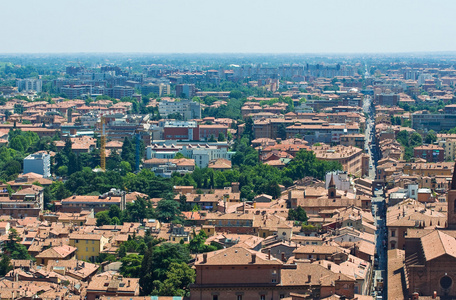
1 0 455 54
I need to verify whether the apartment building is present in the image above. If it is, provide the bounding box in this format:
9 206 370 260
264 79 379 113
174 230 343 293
413 144 444 162
57 190 126 213
141 83 171 96
312 144 369 177
286 123 360 144
69 233 109 262
412 111 456 132
175 84 196 98
437 133 456 161
158 99 201 119
375 93 399 106
340 134 365 149
163 121 199 141
16 78 42 93
23 151 51 178
199 124 228 141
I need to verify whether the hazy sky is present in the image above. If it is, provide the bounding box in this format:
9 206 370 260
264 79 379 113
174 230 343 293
2 0 455 54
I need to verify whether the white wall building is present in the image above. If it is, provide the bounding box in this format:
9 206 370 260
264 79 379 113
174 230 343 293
16 78 42 93
23 152 51 177
146 144 235 168
158 99 201 120
325 171 355 195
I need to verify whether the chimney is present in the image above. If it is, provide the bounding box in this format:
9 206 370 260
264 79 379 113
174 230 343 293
203 253 207 264
268 250 271 260
252 254 256 264
128 280 130 287
281 252 285 262
307 275 311 282
328 263 332 271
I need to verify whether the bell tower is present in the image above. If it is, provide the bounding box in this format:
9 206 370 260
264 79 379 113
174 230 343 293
447 162 456 229
328 173 337 198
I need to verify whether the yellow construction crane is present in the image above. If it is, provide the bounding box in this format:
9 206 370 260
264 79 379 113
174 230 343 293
100 115 106 171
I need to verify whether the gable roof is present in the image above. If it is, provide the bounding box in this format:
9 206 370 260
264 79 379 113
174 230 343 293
421 230 456 261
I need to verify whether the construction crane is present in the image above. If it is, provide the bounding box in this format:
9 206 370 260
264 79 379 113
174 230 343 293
100 115 106 171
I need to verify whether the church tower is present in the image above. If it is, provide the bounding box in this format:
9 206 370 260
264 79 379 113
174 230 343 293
328 173 337 198
447 162 456 229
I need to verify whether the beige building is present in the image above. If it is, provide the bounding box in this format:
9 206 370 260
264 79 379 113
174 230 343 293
312 144 369 177
437 133 456 161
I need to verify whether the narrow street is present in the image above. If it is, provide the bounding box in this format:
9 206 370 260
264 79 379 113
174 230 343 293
363 95 387 299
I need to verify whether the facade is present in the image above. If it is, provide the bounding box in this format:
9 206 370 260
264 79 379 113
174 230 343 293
198 124 229 141
340 134 365 149
285 123 360 144
158 99 202 119
190 246 356 300
106 86 135 99
413 145 444 162
175 83 196 98
312 145 369 177
437 134 456 161
163 121 199 141
141 83 171 96
69 233 109 262
23 152 51 178
375 93 399 106
58 191 126 213
412 111 456 132
16 78 42 93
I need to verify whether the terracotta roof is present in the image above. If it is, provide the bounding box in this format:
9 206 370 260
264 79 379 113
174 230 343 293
35 245 77 259
196 246 282 266
421 230 456 261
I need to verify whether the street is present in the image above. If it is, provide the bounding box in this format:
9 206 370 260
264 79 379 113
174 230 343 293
363 95 387 299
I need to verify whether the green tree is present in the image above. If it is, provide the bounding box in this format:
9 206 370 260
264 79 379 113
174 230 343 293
3 229 31 259
425 130 437 144
288 206 308 223
156 200 182 223
217 132 226 142
96 211 111 226
155 262 195 297
0 255 12 276
139 243 192 295
120 254 143 278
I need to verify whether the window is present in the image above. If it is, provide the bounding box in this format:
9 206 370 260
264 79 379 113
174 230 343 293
212 296 218 300
440 276 453 289
391 230 396 237
280 295 285 299
237 296 242 300
86 247 88 251
260 295 266 300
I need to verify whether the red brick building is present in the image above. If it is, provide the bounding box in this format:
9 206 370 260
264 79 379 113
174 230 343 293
413 144 444 162
191 246 356 300
199 124 228 141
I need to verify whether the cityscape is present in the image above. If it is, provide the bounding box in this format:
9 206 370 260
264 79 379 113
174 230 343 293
1 1 456 300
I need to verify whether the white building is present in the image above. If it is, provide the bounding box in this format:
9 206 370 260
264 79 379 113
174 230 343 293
23 152 51 178
158 99 201 120
146 144 235 168
16 78 42 93
325 171 355 195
